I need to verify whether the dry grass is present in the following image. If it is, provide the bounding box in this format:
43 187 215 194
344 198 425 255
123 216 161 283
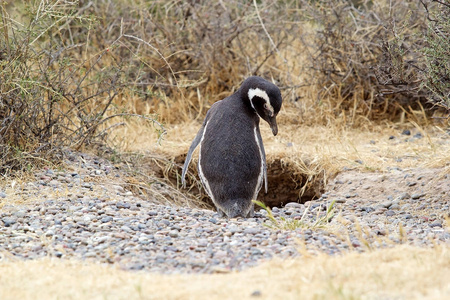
109 100 450 196
0 245 448 300
111 96 450 172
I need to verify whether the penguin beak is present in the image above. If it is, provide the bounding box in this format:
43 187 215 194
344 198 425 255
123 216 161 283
269 117 278 136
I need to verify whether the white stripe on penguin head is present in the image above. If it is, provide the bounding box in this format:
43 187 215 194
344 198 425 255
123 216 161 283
248 88 274 116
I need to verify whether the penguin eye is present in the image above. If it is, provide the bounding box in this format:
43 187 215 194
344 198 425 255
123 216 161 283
264 103 274 116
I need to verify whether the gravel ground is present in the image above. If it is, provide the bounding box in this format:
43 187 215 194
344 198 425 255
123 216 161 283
0 151 449 274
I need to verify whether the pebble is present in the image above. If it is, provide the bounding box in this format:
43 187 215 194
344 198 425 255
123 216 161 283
251 290 262 297
402 129 411 136
284 202 303 209
380 201 393 208
2 217 17 227
411 193 426 199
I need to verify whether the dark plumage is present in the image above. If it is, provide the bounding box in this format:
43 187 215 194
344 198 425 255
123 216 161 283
182 76 282 218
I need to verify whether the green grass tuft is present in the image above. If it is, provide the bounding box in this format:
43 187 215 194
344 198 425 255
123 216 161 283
253 200 336 231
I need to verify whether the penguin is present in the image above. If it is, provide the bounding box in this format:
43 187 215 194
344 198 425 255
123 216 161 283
181 76 282 218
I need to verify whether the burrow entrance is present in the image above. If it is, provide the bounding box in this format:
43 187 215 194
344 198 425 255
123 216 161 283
150 154 326 208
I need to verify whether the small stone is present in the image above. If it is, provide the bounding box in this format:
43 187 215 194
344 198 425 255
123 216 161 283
84 252 97 258
228 224 241 234
351 240 361 248
412 193 426 200
385 210 396 217
101 216 113 223
251 290 262 297
49 180 60 186
45 230 55 237
390 204 400 210
244 227 260 234
0 192 6 198
429 221 442 228
399 193 411 200
214 250 228 259
197 239 208 247
169 230 179 238
381 201 393 209
2 217 16 227
362 207 374 213
284 202 303 209
375 229 387 236
112 232 129 239
14 210 27 218
129 263 145 271
121 225 132 232
116 202 131 209
210 266 231 274
401 129 411 136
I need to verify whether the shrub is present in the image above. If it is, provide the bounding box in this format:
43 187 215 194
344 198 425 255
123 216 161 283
1 0 448 174
298 0 449 122
0 1 163 174
421 0 450 109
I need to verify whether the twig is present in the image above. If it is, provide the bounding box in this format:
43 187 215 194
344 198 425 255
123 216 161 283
123 34 181 95
253 0 291 83
253 0 281 58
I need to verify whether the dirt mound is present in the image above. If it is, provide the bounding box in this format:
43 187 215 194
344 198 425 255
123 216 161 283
326 167 449 205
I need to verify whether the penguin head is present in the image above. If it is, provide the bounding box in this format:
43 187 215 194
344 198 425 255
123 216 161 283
241 76 283 136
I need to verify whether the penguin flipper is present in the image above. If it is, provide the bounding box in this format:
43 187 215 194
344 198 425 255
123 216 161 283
181 125 205 187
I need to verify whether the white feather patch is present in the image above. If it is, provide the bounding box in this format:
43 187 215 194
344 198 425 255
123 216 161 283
248 88 274 115
248 88 269 103
198 122 216 205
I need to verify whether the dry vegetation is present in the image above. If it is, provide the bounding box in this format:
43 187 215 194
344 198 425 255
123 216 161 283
1 245 449 299
1 0 448 174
